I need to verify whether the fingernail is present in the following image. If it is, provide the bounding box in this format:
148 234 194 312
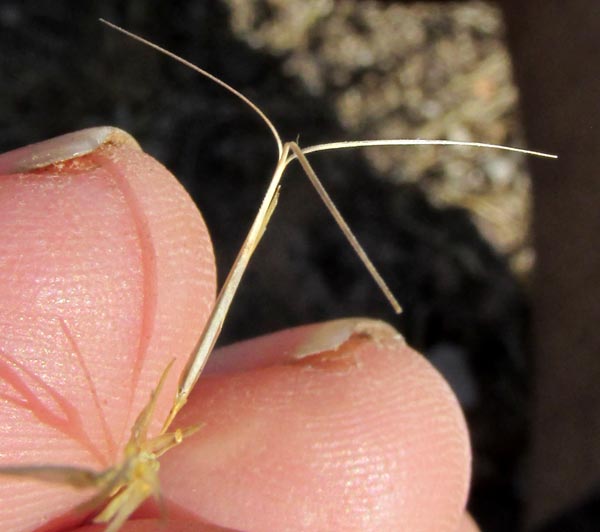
0 127 141 174
292 318 403 360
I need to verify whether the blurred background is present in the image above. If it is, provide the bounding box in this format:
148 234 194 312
1 1 598 530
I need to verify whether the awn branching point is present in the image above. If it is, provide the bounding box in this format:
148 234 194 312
0 19 557 531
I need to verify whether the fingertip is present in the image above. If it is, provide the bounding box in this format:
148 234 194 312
72 518 240 531
0 131 216 530
457 512 481 532
0 127 140 174
161 320 471 531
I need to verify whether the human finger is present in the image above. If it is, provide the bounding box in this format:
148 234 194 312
0 129 216 530
159 319 472 531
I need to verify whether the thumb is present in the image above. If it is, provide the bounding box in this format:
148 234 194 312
0 128 216 531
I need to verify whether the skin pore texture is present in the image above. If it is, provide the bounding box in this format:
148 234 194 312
0 132 476 531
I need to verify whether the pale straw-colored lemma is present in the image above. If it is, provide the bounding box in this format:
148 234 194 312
0 19 556 532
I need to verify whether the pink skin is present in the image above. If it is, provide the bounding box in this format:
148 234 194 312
0 132 478 531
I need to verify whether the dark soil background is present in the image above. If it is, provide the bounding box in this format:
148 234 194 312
0 1 542 530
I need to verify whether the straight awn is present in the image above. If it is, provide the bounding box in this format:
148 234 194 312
0 20 556 531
